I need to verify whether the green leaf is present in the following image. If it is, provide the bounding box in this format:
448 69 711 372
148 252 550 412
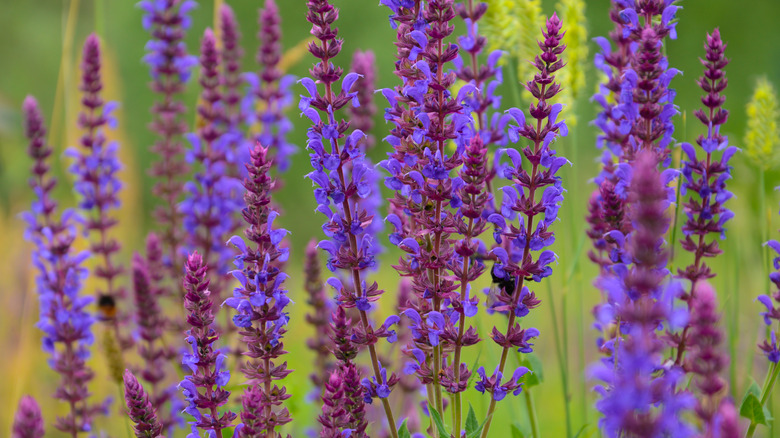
463 404 490 438
516 352 544 388
465 404 479 434
740 393 768 426
573 424 597 438
429 407 450 438
510 424 526 438
398 419 412 438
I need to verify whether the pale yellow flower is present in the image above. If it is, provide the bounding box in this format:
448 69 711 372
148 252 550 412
745 77 780 169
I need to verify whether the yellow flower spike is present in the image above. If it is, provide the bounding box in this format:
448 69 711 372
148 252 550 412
555 0 588 126
482 1 543 102
514 0 545 87
745 77 780 170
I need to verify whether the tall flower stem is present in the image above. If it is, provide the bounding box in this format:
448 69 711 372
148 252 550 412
302 2 398 434
524 384 540 438
481 94 545 438
322 60 398 438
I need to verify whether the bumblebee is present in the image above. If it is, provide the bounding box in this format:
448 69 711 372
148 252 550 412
490 262 516 294
97 294 117 321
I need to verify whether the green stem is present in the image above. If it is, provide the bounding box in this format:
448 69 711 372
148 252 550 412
525 389 540 438
547 282 572 437
746 362 780 438
506 58 523 109
94 0 103 36
119 384 131 438
728 242 739 401
427 383 438 437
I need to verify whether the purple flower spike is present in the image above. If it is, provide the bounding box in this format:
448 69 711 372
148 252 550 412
225 144 293 435
252 0 296 172
181 27 244 308
131 251 176 431
319 305 371 437
178 252 236 436
759 237 780 364
686 283 734 435
124 369 164 438
480 17 568 435
305 239 335 397
303 1 399 432
591 150 695 438
23 96 102 435
140 0 198 277
12 396 45 438
349 50 378 150
671 28 735 368
69 34 125 315
219 4 243 129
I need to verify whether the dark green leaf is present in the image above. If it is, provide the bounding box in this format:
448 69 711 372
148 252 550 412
465 404 479 434
740 393 768 425
510 424 526 438
430 407 450 438
398 419 412 438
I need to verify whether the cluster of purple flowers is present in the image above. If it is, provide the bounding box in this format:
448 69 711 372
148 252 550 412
67 34 125 312
140 0 198 275
379 1 476 424
15 1 756 437
591 150 695 437
181 26 244 302
476 13 568 434
225 144 293 436
245 0 297 173
179 252 236 436
22 96 104 436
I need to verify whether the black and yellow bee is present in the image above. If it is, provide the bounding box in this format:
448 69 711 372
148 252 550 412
97 294 117 321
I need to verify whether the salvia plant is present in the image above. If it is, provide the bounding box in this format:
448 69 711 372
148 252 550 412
12 0 780 437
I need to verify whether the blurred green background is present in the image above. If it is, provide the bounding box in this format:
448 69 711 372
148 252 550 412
2 0 780 436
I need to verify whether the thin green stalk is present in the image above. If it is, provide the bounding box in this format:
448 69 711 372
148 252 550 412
427 383 438 437
515 351 540 438
525 389 540 438
94 0 104 36
746 362 780 438
118 385 131 438
506 58 523 110
728 242 739 400
547 281 573 438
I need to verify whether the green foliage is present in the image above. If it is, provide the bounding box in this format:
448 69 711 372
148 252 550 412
399 419 412 438
740 381 772 426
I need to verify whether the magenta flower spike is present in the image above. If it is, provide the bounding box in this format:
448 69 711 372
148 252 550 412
22 96 104 436
131 252 176 430
305 239 334 397
318 306 369 437
178 252 236 436
249 0 296 172
225 144 293 436
12 396 45 438
687 283 737 435
139 0 198 277
124 369 165 438
348 50 378 151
